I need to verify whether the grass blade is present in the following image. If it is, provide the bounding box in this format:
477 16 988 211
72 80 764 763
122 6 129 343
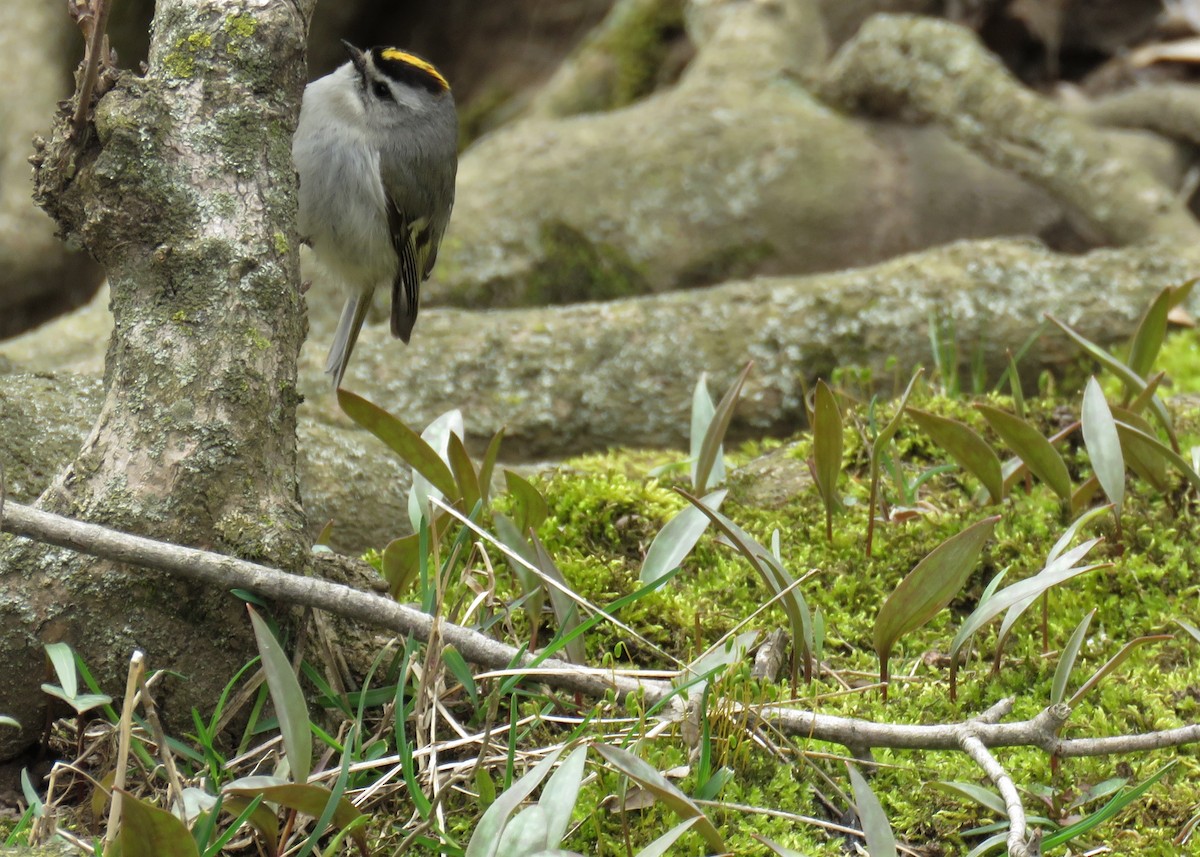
866 371 923 555
1051 609 1095 705
690 375 724 491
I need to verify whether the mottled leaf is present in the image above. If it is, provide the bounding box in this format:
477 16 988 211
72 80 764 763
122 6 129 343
907 407 1003 503
813 380 844 538
115 790 199 857
977 405 1072 501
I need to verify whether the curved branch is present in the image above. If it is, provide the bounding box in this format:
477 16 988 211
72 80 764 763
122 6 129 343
4 498 1197 762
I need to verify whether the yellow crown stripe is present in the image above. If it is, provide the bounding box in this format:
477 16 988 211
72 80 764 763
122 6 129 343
380 49 449 90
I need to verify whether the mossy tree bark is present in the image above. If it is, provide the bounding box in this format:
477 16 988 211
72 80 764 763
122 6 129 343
0 0 313 760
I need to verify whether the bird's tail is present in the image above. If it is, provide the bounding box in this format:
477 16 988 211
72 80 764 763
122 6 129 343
326 293 372 389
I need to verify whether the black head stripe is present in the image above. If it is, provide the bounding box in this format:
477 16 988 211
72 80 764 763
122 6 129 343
370 48 450 95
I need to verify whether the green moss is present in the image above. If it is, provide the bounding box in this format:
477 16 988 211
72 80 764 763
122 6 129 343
223 12 258 43
163 31 212 79
273 231 290 255
523 220 649 304
599 0 687 108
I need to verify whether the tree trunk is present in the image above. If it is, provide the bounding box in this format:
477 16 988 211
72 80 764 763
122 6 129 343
1 0 314 760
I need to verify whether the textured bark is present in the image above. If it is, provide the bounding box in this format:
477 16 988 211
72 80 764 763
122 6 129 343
0 0 314 760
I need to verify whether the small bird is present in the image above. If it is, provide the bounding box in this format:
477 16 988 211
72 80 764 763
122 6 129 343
293 43 458 388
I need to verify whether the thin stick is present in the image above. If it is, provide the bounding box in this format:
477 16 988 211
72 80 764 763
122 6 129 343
104 649 145 849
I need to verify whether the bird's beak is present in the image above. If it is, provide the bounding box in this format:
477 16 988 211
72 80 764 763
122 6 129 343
341 40 368 77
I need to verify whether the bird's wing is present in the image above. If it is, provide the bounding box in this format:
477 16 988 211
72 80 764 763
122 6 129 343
385 193 420 343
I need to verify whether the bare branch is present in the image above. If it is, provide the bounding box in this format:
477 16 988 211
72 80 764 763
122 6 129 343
2 498 1197 760
959 730 1031 857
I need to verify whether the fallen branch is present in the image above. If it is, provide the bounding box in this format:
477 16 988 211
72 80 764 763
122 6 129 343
4 498 1198 761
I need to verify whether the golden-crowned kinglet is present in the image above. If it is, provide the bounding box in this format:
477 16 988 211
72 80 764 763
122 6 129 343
293 43 458 388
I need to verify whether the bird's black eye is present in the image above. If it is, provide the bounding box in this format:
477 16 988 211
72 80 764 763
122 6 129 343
372 81 393 101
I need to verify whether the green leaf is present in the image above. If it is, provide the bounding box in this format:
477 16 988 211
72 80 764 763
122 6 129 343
694 362 752 494
593 744 725 853
906 408 1003 503
222 779 366 854
0 715 19 729
247 607 311 782
1109 407 1169 491
115 789 200 857
640 489 727 584
690 375 723 491
39 686 112 717
1046 313 1176 448
1127 286 1174 379
531 535 586 664
337 389 457 499
866 371 923 555
637 818 701 857
1081 377 1125 514
813 380 843 540
44 642 78 699
1052 609 1095 705
447 432 482 515
1176 618 1200 645
478 427 506 506
847 764 897 857
465 747 566 857
497 804 550 856
381 533 421 599
537 745 587 847
1042 761 1177 849
875 517 999 685
409 409 466 528
1068 633 1173 708
492 513 545 634
442 646 478 711
1006 351 1025 419
1113 419 1200 493
951 539 1106 656
505 470 549 535
752 834 811 857
977 405 1072 501
927 781 1007 816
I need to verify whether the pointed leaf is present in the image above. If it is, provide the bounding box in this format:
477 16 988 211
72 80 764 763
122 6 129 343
694 362 752 494
875 517 999 665
977 405 1072 500
448 432 482 515
1068 634 1173 707
505 470 549 534
1046 314 1176 448
952 542 1107 655
927 781 1007 816
1127 286 1174 378
338 389 457 498
247 607 311 782
1110 407 1169 490
690 375 724 491
465 747 566 857
640 489 727 584
409 409 465 528
531 535 586 664
1052 609 1095 705
1177 618 1200 645
381 533 421 598
812 380 844 524
906 408 1003 503
222 781 366 853
593 744 725 853
1081 378 1125 513
1114 419 1200 493
492 513 545 631
537 745 588 847
44 642 79 699
115 790 200 857
847 764 897 857
478 427 506 506
638 818 702 857
752 835 811 857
